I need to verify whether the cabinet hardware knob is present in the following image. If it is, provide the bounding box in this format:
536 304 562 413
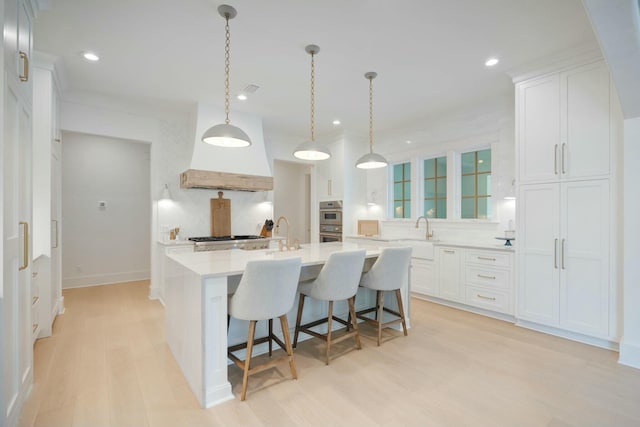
477 294 496 301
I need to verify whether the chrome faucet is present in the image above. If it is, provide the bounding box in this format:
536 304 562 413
275 216 291 251
415 216 434 240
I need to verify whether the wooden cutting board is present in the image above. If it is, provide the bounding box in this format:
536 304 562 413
210 191 231 237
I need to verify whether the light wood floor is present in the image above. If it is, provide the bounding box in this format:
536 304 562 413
19 280 640 427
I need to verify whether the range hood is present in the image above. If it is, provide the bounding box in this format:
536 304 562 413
181 103 273 192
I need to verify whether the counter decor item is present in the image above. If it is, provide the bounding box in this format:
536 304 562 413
495 236 515 246
260 219 274 237
357 219 379 237
210 192 231 236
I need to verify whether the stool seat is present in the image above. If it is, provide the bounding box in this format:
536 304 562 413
355 247 411 346
227 257 302 401
293 249 366 365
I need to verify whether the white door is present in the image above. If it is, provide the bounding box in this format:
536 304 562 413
559 179 610 337
438 247 462 302
561 61 610 180
2 79 33 427
517 183 560 325
517 74 561 184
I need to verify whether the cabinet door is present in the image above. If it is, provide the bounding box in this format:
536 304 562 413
437 247 462 302
411 258 436 296
517 183 560 325
561 61 610 180
559 179 610 337
517 74 561 184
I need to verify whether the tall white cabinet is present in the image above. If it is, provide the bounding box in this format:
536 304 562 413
516 59 620 343
2 1 37 426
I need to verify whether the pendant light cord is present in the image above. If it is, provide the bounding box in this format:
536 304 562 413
310 50 316 142
224 14 231 125
369 75 374 154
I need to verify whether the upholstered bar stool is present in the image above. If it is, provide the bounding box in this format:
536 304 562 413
227 257 302 401
293 249 366 365
355 247 412 346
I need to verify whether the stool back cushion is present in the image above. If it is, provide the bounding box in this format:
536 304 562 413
360 247 412 291
304 249 366 301
229 257 302 321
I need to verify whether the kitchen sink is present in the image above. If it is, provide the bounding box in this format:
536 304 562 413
392 239 436 260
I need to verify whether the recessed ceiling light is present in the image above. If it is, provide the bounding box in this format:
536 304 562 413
82 51 100 62
485 58 499 67
332 119 341 125
237 94 247 100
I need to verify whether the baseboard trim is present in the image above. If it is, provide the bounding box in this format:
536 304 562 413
515 319 619 351
411 293 516 323
63 271 150 289
619 338 640 369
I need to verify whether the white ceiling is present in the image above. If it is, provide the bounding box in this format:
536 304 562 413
33 0 598 144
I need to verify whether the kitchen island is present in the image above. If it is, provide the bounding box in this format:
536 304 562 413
163 241 408 408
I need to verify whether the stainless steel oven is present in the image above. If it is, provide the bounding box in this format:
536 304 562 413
319 201 342 242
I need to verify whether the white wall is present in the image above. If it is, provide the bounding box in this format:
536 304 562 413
61 132 151 288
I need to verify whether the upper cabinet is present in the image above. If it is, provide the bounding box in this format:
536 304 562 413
516 60 611 184
4 0 35 101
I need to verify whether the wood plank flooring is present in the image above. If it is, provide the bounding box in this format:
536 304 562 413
19 280 640 427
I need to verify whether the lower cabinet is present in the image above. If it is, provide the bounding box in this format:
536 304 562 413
437 247 463 302
410 258 436 296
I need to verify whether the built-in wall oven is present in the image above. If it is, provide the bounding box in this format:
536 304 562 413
319 200 342 242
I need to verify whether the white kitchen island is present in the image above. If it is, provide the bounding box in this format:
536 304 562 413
163 241 410 408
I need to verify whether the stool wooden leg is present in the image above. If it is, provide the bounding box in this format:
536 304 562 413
293 293 305 348
376 291 384 346
326 301 334 365
395 289 408 336
268 318 273 357
241 320 257 401
348 296 361 350
280 315 297 380
375 290 382 320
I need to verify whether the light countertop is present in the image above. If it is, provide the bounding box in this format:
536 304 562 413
167 241 384 278
345 235 515 252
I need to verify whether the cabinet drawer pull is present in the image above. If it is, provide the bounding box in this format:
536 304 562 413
19 221 29 271
477 256 496 261
477 274 496 280
477 294 496 301
32 296 39 305
19 51 29 82
444 249 455 254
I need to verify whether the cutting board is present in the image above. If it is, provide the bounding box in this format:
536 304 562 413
357 220 379 237
210 191 231 237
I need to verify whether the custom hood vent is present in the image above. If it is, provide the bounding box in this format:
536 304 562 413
181 103 273 192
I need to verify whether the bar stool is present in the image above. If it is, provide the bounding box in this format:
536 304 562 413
227 257 302 401
355 247 412 346
293 249 366 365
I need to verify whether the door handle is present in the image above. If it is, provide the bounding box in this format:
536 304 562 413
19 221 29 271
52 220 59 248
561 238 566 269
562 143 567 174
554 238 558 269
19 51 29 82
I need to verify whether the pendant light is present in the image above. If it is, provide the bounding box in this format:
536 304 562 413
201 4 251 148
356 72 388 169
293 45 331 161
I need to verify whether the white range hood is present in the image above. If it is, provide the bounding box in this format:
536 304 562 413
182 103 273 191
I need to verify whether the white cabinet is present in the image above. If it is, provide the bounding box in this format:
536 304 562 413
316 139 344 201
518 180 611 337
159 243 195 302
517 60 611 184
4 0 34 100
436 246 463 302
411 258 436 296
464 250 514 315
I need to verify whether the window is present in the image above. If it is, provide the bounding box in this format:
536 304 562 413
461 149 491 219
423 156 447 218
392 162 411 218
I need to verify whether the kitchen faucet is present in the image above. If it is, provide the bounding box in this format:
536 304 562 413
415 216 434 240
275 216 291 251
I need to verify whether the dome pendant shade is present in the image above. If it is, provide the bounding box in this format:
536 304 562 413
355 152 388 169
201 4 251 149
202 123 251 147
293 140 331 160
